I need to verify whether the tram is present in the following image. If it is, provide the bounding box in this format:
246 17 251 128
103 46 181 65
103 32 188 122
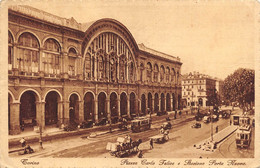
233 115 252 148
130 117 151 132
235 125 252 148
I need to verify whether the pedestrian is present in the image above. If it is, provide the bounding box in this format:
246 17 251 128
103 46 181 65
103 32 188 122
20 137 26 147
150 139 153 149
230 119 232 125
137 150 143 158
216 126 218 133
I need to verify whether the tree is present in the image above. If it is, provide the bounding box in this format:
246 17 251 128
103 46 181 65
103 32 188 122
222 68 254 110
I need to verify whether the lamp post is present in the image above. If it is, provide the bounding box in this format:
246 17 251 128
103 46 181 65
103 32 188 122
39 125 43 150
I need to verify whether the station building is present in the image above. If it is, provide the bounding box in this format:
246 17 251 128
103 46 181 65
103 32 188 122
8 5 182 135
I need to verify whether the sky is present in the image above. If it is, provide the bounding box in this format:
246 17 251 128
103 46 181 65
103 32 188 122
10 0 257 80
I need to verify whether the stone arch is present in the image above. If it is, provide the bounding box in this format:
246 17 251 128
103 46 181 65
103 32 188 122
8 29 15 42
42 36 62 49
18 88 41 102
43 89 63 101
8 90 15 102
84 90 96 100
67 46 79 54
16 30 41 46
68 92 81 101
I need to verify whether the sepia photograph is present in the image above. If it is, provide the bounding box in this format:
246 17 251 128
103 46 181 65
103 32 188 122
0 0 259 167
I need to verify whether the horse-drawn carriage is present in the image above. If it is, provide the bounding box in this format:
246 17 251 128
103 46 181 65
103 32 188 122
150 128 169 143
106 136 142 157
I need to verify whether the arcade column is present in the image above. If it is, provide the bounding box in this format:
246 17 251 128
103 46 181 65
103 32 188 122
63 101 70 125
78 100 84 123
117 98 121 118
36 101 45 130
94 98 98 123
9 102 20 135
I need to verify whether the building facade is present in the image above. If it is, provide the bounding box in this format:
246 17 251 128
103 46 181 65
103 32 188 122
182 72 217 108
8 6 182 135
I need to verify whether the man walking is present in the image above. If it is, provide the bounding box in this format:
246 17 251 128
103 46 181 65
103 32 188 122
150 139 153 149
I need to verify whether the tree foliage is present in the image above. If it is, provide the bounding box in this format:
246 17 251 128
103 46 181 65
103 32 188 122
222 68 254 108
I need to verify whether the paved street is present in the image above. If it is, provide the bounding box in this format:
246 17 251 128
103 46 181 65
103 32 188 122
9 108 254 158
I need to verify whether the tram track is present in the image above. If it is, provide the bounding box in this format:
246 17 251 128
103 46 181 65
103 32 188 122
218 133 236 158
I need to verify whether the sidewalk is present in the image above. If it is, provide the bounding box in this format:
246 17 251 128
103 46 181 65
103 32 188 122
194 125 237 152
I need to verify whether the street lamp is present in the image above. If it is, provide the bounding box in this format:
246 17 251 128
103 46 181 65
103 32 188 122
39 125 43 150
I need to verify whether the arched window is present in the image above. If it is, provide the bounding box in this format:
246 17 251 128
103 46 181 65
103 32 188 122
84 52 91 80
140 63 144 82
43 38 61 76
160 65 165 82
68 48 77 77
166 67 170 83
154 64 159 82
171 68 175 83
17 32 40 75
8 31 14 70
177 71 180 85
146 62 152 82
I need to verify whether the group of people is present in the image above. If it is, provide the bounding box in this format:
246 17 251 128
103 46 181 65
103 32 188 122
19 138 34 154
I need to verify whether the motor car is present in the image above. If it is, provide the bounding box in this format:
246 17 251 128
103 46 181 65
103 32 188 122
191 122 201 128
162 122 172 129
203 116 211 123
